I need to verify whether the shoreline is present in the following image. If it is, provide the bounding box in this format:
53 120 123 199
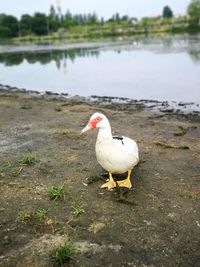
1 84 200 119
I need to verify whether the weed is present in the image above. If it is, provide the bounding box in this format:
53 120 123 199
53 240 76 265
3 160 12 168
115 185 136 205
35 208 48 221
16 211 31 222
72 206 85 216
12 167 23 177
19 154 39 165
86 175 104 184
174 126 188 136
154 141 189 149
20 105 32 110
48 183 67 200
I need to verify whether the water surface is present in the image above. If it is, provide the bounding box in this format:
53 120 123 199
0 35 200 105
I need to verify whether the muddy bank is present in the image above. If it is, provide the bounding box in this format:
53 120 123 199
0 88 200 267
1 84 200 116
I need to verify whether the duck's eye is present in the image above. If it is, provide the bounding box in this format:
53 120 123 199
96 117 101 121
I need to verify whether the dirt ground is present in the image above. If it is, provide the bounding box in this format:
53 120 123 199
0 89 200 267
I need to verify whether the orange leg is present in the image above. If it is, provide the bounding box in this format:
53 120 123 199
101 172 116 190
117 169 132 189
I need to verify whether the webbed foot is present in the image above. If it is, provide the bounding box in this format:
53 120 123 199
100 172 116 190
116 170 132 189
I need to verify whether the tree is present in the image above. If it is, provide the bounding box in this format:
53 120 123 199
63 10 75 28
87 12 98 25
0 25 11 38
162 6 173 18
0 14 18 37
48 5 60 32
20 14 32 35
32 12 48 35
188 0 200 24
49 5 57 19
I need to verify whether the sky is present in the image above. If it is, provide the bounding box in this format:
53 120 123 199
0 0 191 19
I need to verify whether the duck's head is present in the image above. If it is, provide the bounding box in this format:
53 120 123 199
81 112 109 133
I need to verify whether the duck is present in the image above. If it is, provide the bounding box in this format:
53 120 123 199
81 112 139 189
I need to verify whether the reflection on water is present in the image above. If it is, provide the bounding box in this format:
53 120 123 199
0 46 200 67
0 48 100 67
189 51 200 63
0 34 200 104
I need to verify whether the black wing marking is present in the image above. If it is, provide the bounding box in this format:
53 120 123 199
113 136 124 145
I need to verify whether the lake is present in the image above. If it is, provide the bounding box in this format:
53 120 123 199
0 34 200 106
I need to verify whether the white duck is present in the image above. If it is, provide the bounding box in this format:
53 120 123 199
81 112 139 189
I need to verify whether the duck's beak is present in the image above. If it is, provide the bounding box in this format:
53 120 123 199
81 123 92 133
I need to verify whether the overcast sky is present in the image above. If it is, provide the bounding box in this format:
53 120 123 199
0 0 191 19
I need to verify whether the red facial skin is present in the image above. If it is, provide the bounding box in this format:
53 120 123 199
89 116 103 129
81 115 103 133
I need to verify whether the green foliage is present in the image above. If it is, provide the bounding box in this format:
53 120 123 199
35 208 48 221
0 26 11 38
16 211 31 222
32 12 48 35
3 160 12 168
53 240 76 265
72 206 85 216
188 0 200 24
163 6 174 18
0 14 18 37
12 167 23 177
20 14 32 36
1 3 200 39
115 185 136 205
48 183 67 200
86 175 103 184
19 155 38 165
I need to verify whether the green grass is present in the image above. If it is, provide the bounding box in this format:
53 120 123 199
35 208 48 221
72 206 85 216
48 183 67 201
3 160 12 168
16 211 31 222
19 154 39 165
53 240 76 266
115 185 136 205
86 175 104 184
12 167 23 177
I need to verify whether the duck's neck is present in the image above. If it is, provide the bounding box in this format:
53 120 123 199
97 122 112 142
97 128 112 141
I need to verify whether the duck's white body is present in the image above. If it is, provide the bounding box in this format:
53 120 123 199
81 112 139 189
96 132 139 174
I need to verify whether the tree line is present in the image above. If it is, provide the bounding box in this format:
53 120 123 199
0 0 199 38
0 5 133 38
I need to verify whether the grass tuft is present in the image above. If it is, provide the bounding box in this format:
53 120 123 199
72 206 85 216
48 183 67 201
35 208 48 221
115 185 136 205
19 154 39 165
154 141 189 149
53 240 76 265
174 126 188 136
16 211 31 222
12 167 23 177
86 175 104 184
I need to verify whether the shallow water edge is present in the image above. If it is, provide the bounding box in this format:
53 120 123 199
0 84 200 120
